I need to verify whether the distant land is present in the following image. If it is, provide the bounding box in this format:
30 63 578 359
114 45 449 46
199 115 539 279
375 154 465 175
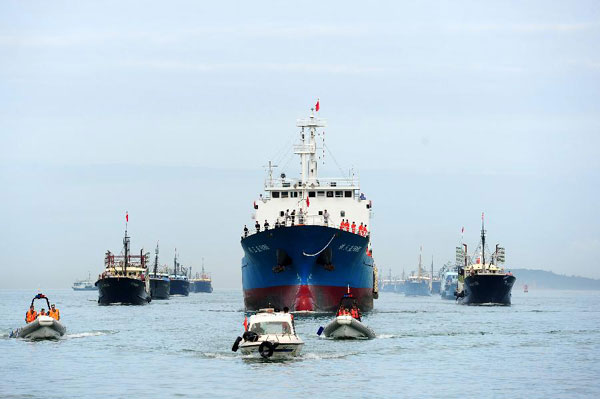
511 269 600 290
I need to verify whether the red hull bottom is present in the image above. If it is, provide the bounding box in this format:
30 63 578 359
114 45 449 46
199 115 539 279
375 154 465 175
244 285 374 312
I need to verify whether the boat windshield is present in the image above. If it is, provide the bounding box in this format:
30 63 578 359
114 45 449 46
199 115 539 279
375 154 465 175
250 321 292 335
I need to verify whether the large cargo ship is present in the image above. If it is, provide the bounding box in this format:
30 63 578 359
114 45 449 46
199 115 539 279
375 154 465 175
241 107 378 312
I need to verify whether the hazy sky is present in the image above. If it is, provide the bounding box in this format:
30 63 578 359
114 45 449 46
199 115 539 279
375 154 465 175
1 1 599 289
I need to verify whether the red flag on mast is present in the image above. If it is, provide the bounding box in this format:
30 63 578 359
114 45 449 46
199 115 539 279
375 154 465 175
306 197 310 207
126 212 129 222
315 99 320 112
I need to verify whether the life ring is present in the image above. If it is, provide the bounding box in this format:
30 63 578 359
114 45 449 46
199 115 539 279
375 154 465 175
258 341 274 358
232 336 242 352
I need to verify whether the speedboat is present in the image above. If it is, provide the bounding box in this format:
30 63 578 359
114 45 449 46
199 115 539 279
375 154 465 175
232 308 303 359
11 293 66 340
322 293 375 339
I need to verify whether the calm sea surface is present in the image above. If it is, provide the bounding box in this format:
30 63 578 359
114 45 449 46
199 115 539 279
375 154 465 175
1 288 599 398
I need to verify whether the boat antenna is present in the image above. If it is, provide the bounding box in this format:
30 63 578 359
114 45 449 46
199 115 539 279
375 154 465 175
481 212 486 266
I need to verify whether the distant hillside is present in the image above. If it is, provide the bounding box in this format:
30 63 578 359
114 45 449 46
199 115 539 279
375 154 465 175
511 269 600 290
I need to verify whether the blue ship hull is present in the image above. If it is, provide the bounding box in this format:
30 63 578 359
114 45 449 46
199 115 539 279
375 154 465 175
241 225 375 312
404 280 431 296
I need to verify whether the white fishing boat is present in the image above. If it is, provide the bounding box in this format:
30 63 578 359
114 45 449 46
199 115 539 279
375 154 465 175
232 308 303 359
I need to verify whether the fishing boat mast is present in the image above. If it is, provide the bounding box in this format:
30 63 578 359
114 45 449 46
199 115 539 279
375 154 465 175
153 243 159 277
481 213 486 267
123 226 130 274
173 249 178 277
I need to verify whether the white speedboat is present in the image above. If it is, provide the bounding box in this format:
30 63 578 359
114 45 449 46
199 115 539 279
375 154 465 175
232 308 303 359
322 293 375 339
13 315 66 340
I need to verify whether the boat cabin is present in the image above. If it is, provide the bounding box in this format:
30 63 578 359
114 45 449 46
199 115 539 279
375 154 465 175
248 309 296 336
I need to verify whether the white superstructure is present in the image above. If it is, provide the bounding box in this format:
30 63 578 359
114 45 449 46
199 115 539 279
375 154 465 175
249 109 372 233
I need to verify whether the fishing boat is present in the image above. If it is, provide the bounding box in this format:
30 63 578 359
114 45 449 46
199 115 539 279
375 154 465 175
430 258 441 294
455 214 516 305
11 294 66 340
190 259 213 293
95 219 151 305
380 269 404 293
240 105 378 312
169 250 190 296
232 308 303 359
405 248 431 296
439 262 458 300
149 243 170 300
72 273 98 291
321 292 375 339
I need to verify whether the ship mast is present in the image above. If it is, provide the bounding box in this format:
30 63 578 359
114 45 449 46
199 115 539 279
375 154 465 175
418 246 423 279
481 212 486 267
153 242 159 277
296 109 326 186
123 225 130 274
174 249 178 277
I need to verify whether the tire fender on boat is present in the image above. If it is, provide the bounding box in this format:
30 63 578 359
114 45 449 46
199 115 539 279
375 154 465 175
258 341 275 358
232 336 242 352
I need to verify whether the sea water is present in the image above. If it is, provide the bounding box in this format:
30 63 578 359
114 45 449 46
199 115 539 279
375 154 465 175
1 289 599 398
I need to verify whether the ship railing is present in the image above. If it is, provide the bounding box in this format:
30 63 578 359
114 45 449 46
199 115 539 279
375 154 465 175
242 215 371 238
265 177 359 190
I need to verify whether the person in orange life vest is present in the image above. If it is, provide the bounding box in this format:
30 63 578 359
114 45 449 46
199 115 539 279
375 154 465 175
339 220 345 230
352 303 361 320
49 304 60 321
345 220 350 231
363 224 368 237
358 223 364 236
351 222 356 234
351 307 358 319
39 308 47 317
25 305 37 323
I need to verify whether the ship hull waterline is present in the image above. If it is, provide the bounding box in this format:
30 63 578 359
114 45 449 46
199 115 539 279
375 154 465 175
150 278 170 300
170 279 190 296
191 280 213 293
96 277 151 305
459 274 516 305
241 225 375 312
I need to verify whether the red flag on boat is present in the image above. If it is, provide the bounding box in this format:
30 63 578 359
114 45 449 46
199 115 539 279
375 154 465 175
306 197 310 207
126 212 129 222
315 99 320 112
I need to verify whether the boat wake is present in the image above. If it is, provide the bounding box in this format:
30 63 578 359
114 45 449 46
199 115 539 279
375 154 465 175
65 330 116 339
